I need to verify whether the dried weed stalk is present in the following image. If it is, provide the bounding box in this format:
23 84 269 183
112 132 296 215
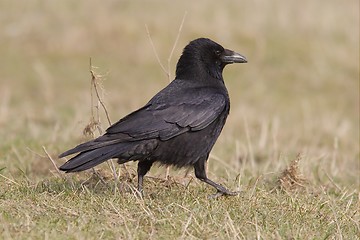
145 11 187 82
83 59 111 138
84 59 118 179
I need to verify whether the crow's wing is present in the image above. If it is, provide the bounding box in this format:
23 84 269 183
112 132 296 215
106 90 227 141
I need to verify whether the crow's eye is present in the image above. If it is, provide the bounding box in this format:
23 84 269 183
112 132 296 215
215 50 221 56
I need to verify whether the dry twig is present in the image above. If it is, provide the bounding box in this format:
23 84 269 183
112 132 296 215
42 146 62 176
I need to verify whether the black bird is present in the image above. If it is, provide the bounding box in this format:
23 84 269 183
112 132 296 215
59 38 247 196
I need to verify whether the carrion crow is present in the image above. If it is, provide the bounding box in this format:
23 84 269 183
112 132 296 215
59 38 247 197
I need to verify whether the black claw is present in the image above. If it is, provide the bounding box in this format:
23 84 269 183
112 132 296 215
208 189 241 199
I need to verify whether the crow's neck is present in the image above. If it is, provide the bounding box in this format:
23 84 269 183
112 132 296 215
175 55 224 83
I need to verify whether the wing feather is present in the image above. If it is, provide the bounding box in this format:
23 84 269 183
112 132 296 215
106 89 227 141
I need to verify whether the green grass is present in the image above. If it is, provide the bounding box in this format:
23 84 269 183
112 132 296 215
0 0 359 239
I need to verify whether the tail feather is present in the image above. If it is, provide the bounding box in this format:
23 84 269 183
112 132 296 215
59 138 158 173
58 139 123 158
59 145 126 172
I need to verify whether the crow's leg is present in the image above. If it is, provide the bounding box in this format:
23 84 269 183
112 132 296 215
137 160 154 196
194 158 239 198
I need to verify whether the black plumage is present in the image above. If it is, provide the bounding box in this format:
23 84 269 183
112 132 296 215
59 38 247 196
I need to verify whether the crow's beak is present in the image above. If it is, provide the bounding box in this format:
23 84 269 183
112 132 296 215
221 49 247 64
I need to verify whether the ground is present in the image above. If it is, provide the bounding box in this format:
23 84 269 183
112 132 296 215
0 0 359 239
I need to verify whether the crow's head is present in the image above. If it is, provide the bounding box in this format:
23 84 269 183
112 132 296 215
176 38 247 80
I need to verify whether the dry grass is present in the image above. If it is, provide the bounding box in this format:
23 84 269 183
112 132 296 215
0 0 359 239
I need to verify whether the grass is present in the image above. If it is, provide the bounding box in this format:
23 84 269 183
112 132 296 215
0 0 359 239
1 173 358 239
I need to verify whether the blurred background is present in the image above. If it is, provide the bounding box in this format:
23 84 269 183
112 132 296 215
0 0 358 186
